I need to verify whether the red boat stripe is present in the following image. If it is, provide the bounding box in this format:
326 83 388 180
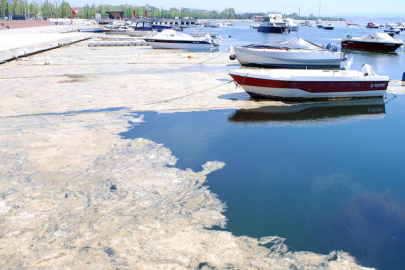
230 74 388 93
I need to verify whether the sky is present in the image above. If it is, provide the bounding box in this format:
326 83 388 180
68 0 405 17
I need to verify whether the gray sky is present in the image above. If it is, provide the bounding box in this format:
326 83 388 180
69 0 405 16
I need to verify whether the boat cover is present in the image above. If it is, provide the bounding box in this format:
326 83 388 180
148 30 214 44
363 33 399 42
244 37 323 50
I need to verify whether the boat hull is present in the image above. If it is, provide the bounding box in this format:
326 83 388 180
257 26 287 33
145 39 213 50
126 30 155 37
341 40 403 51
229 73 388 100
288 25 299 31
79 28 103 33
234 47 343 68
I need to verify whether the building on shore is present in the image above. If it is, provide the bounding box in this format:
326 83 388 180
106 11 125 20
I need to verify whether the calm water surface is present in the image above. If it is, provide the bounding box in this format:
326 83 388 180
122 98 405 270
122 22 405 270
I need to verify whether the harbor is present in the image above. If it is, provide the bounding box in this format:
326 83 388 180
1 17 405 270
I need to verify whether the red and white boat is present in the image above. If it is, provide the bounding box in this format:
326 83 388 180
228 64 389 100
341 33 403 51
366 22 381 29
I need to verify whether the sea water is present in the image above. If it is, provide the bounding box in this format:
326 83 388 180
121 22 405 270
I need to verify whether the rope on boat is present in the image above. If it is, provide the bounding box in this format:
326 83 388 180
0 81 234 119
181 50 230 70
233 72 249 89
385 87 397 103
143 80 234 105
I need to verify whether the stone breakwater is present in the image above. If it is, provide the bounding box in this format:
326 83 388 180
0 37 384 269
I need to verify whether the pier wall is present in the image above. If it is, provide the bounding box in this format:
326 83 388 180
0 34 90 63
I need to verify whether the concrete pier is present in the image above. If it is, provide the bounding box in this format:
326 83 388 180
0 25 90 63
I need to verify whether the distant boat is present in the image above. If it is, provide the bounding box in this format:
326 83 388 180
323 24 334 30
79 28 103 33
257 13 288 34
285 18 299 31
204 21 227 28
366 22 380 29
230 37 344 68
315 18 323 28
384 27 400 35
341 32 403 51
228 64 389 100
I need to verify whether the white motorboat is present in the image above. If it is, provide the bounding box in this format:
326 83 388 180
230 37 344 68
341 32 404 51
257 13 288 33
229 64 389 100
144 30 219 50
204 21 227 28
286 18 299 31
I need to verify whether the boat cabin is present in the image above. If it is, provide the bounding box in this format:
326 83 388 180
128 21 153 31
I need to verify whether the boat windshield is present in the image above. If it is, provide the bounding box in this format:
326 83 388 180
244 37 323 50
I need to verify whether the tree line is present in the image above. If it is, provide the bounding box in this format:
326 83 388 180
285 12 345 21
0 1 239 20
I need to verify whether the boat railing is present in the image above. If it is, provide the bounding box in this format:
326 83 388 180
345 22 366 38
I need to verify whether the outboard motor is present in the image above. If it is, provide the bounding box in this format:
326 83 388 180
325 43 338 52
361 64 375 76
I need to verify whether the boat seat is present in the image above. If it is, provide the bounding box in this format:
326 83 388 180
361 64 375 76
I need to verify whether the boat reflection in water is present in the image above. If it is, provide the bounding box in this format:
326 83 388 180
228 98 385 125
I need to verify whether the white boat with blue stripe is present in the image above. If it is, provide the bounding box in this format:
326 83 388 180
145 30 219 50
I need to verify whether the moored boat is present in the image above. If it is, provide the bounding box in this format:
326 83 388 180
341 32 403 51
315 19 323 28
79 28 104 33
228 64 389 100
384 27 401 35
126 21 155 37
366 22 380 29
257 13 288 34
285 18 299 31
144 30 219 50
323 24 334 30
230 37 344 68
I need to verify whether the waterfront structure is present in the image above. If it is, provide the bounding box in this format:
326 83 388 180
106 11 125 20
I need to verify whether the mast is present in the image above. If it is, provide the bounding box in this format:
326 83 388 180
318 0 321 18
